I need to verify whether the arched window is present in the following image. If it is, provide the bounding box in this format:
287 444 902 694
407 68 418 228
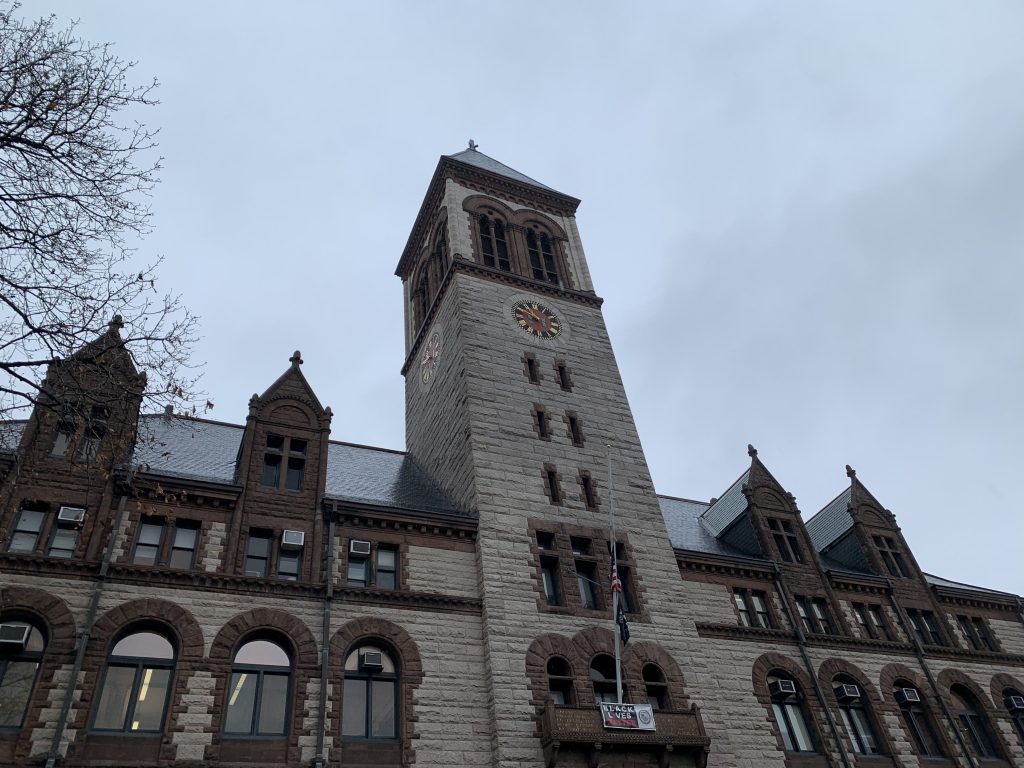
93 629 174 733
0 620 44 728
343 644 398 740
590 655 620 704
478 214 510 272
526 229 559 285
1005 688 1024 744
893 681 944 757
224 638 291 736
643 664 669 710
547 657 573 705
951 684 1001 760
768 673 816 753
833 676 883 755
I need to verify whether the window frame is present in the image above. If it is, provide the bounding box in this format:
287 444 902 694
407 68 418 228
957 614 996 652
950 685 1002 760
767 518 804 564
895 684 945 758
260 434 307 492
344 540 401 590
546 657 574 706
223 638 293 739
768 675 817 753
477 213 511 272
46 518 80 559
733 588 774 629
342 644 400 741
91 629 176 735
833 679 884 756
525 228 560 285
7 507 47 554
0 619 45 730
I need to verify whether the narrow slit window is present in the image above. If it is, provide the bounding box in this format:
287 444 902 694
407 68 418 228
556 363 572 391
535 407 550 438
580 473 597 510
567 414 584 446
545 467 562 504
525 355 540 384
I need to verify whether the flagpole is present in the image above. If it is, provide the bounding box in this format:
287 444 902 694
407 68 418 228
606 443 623 704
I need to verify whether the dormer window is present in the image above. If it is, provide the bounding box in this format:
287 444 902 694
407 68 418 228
526 229 559 285
50 402 80 457
478 214 510 272
261 435 306 491
767 518 804 564
873 535 909 577
77 406 109 463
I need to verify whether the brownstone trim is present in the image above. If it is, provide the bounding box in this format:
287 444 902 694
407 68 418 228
554 360 574 392
563 410 584 447
329 617 424 768
750 652 832 765
815 659 897 763
990 672 1024 712
542 464 563 505
531 404 552 442
878 662 958 764
935 667 1014 762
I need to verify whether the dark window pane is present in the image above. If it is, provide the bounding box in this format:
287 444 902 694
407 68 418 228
48 527 78 558
257 673 289 735
174 525 198 550
371 679 396 738
342 679 367 737
168 546 194 570
9 531 40 552
111 632 174 660
278 550 301 581
244 557 267 577
13 509 47 538
137 522 163 546
51 428 73 457
129 667 170 732
224 671 257 733
0 660 38 727
261 454 281 487
289 439 306 455
93 666 136 730
285 457 304 490
266 434 284 451
247 535 270 557
347 558 368 587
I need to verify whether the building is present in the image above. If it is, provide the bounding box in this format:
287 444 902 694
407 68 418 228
0 145 1022 768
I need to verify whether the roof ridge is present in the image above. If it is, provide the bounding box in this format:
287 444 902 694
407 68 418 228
657 493 710 505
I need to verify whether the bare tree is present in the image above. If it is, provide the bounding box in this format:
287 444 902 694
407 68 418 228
0 3 202 423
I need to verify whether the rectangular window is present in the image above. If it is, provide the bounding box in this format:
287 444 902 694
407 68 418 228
262 434 283 487
541 557 561 605
132 520 165 566
567 414 584 447
75 405 108 463
168 523 199 569
734 591 753 626
795 596 833 634
535 407 550 439
525 355 540 384
277 547 301 581
347 554 368 587
811 599 834 634
50 419 75 458
570 537 591 556
868 605 892 640
617 565 636 613
556 363 572 391
262 434 306 491
545 466 562 504
8 508 46 553
734 589 773 628
873 535 910 578
48 524 79 558
576 561 599 610
906 609 945 647
580 474 597 510
244 531 271 577
285 439 306 491
536 531 555 551
376 546 398 590
958 615 996 651
768 518 804 564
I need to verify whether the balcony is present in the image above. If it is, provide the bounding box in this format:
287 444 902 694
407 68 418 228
540 702 711 768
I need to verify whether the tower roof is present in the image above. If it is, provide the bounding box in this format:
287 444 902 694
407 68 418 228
444 146 560 194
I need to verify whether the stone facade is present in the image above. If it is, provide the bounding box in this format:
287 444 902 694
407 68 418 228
0 147 1021 768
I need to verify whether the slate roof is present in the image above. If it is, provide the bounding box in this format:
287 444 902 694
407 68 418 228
697 469 750 537
446 148 560 194
805 487 854 550
133 415 462 517
658 495 761 560
923 573 1017 598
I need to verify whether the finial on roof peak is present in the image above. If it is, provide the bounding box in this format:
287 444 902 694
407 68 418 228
109 314 124 330
846 464 856 478
468 139 478 151
747 443 757 458
290 350 303 368
163 404 173 417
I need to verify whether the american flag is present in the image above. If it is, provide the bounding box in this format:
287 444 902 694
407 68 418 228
610 564 622 593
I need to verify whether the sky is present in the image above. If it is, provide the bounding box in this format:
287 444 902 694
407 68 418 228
20 1 1024 594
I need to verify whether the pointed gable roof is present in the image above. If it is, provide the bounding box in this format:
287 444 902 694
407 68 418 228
698 469 750 537
445 147 559 194
249 350 330 426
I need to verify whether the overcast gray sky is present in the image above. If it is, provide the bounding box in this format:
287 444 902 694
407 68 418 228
23 1 1023 594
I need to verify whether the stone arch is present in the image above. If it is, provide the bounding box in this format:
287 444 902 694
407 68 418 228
330 617 424 768
525 633 583 716
0 585 76 650
91 598 204 660
991 672 1024 709
622 641 689 710
879 663 957 761
751 652 831 759
510 208 569 240
817 658 894 757
210 607 317 669
937 667 1013 761
260 397 318 429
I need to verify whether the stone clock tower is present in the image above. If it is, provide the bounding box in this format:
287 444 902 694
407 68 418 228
396 146 711 768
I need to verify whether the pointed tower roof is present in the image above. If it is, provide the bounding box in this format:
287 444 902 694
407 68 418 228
248 350 331 428
444 145 559 194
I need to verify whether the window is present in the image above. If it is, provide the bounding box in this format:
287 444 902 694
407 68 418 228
590 655 620 704
617 565 636 613
833 678 883 755
547 657 573 705
376 546 398 590
342 645 398 740
478 214 510 272
643 664 669 710
873 535 910 578
579 472 598 510
1004 688 1024 744
526 229 559 284
950 685 1001 760
894 683 944 757
534 406 550 439
50 404 78 458
347 548 368 587
93 630 174 733
576 561 599 610
556 362 572 392
905 609 944 646
541 558 561 605
224 639 291 737
245 531 272 577
852 603 892 641
544 465 562 504
957 615 996 651
277 546 301 581
768 674 816 753
525 354 540 384
261 435 307 491
132 520 165 565
767 518 803 564
0 620 44 728
567 413 584 447
169 523 199 569
795 596 834 635
47 518 79 559
733 589 773 628
77 406 108 463
8 507 46 553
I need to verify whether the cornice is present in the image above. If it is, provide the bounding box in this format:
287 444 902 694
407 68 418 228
676 551 776 581
920 643 1024 667
400 259 603 376
930 585 1021 612
323 498 477 538
693 621 917 657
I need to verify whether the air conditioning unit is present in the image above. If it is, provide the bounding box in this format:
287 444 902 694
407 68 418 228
360 651 384 671
0 623 30 649
834 684 861 702
1006 695 1024 712
769 679 797 697
245 570 265 578
896 688 921 704
281 530 305 549
350 540 371 556
57 506 86 525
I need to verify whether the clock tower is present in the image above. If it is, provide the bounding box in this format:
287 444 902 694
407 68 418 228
397 146 707 767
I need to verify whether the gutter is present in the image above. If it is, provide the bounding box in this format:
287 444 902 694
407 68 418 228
312 519 336 768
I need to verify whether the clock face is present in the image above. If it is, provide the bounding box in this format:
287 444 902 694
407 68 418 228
420 331 441 384
511 299 561 339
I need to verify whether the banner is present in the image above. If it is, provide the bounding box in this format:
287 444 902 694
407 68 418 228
599 702 656 731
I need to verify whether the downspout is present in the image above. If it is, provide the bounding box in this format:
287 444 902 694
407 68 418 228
884 579 977 768
313 517 336 768
772 563 854 768
46 491 130 768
